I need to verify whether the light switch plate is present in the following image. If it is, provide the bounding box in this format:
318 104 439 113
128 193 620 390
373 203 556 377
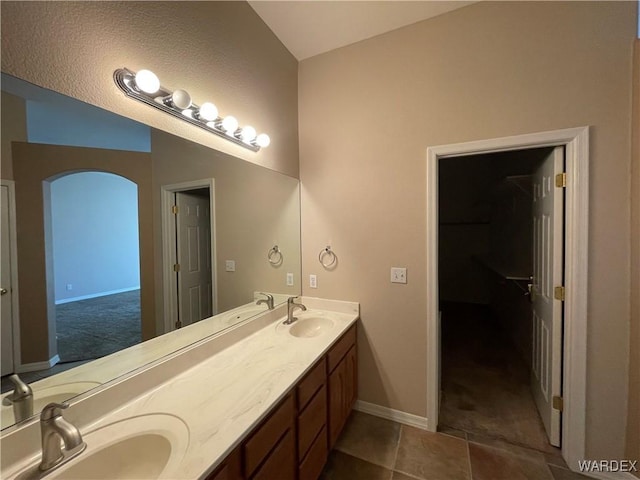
225 260 236 272
310 274 317 288
391 267 407 284
286 273 294 286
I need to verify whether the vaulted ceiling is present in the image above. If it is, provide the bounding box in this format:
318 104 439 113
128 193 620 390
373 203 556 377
248 1 476 61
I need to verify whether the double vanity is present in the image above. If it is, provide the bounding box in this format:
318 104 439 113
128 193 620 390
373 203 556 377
0 296 359 480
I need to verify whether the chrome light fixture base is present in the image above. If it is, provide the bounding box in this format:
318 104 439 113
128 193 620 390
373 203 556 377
114 68 262 152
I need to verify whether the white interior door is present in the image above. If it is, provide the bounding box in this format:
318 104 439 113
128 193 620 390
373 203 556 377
531 146 564 447
1 185 15 375
175 191 213 327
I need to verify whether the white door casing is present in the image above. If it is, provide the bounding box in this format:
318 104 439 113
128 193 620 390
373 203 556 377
0 180 20 374
1 184 14 375
161 179 217 334
426 127 589 471
175 191 213 327
531 146 564 447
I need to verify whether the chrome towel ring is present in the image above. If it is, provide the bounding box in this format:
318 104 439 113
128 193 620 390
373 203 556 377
268 245 283 265
319 246 337 268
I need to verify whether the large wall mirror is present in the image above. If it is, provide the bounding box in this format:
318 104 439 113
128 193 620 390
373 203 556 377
0 73 301 430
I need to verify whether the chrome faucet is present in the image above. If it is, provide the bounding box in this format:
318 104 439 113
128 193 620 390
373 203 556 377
284 296 307 325
256 292 274 310
39 402 86 472
2 374 33 423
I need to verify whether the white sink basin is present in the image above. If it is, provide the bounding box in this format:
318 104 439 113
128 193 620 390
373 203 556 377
1 381 100 428
17 414 189 480
288 316 335 338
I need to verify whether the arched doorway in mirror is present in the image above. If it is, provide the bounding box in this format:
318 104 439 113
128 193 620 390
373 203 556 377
45 171 142 365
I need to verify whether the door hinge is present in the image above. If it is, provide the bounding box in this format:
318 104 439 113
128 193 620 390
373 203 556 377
552 395 563 412
554 286 565 301
172 205 179 214
555 172 567 188
175 320 182 329
173 263 181 272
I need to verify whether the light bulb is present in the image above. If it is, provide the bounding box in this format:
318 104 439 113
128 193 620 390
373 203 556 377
256 133 271 148
221 116 238 133
134 69 160 94
240 126 257 143
197 102 218 122
165 89 192 110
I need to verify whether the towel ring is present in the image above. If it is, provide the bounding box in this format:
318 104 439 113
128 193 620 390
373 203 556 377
268 245 283 265
318 246 337 268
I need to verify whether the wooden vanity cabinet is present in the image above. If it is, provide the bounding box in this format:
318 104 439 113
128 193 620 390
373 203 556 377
205 447 242 480
244 394 295 480
205 324 357 480
296 358 328 480
328 326 357 449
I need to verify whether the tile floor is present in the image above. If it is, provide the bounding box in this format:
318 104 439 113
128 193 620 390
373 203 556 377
321 411 591 480
439 302 553 454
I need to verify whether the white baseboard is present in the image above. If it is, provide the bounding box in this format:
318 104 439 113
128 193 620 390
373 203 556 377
16 354 60 373
354 400 429 430
55 286 140 305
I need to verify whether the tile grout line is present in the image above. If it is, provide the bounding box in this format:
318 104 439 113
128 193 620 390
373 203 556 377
466 436 474 480
390 424 403 479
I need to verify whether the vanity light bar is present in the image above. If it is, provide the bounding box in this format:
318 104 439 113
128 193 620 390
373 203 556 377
113 68 270 152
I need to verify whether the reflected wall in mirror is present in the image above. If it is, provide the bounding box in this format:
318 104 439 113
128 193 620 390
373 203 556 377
0 73 301 430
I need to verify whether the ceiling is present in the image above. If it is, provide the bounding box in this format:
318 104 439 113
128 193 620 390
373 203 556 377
248 1 476 61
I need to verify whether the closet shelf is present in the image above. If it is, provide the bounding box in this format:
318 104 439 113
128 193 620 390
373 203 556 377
439 221 490 226
502 174 533 197
473 255 530 282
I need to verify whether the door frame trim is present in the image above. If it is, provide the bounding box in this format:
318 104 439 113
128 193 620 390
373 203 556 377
1 179 22 373
425 126 589 469
161 179 217 333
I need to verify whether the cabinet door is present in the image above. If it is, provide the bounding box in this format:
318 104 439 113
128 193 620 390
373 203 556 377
328 359 346 448
344 346 357 414
328 345 358 449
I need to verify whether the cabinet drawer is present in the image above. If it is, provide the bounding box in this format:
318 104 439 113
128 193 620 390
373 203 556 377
297 357 326 411
327 325 356 372
298 384 327 460
251 429 295 480
244 394 294 477
298 426 328 480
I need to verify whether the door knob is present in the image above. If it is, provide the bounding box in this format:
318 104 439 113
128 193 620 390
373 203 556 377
0 288 8 295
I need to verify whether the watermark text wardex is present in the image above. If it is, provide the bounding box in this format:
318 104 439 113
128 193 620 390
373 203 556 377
578 460 637 473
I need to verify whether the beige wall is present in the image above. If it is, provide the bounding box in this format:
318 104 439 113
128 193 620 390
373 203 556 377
0 1 299 177
628 38 640 476
151 129 300 333
299 1 636 459
0 92 27 179
11 142 155 363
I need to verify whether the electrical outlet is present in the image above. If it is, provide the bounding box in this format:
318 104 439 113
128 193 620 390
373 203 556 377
225 260 236 272
391 267 407 284
66 284 73 291
286 273 294 286
310 274 317 288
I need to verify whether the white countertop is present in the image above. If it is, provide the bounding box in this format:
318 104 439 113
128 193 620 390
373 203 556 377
0 293 291 431
1 297 359 479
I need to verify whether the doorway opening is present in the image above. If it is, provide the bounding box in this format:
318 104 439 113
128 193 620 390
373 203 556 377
161 179 216 332
437 147 561 454
46 171 142 364
426 127 589 469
